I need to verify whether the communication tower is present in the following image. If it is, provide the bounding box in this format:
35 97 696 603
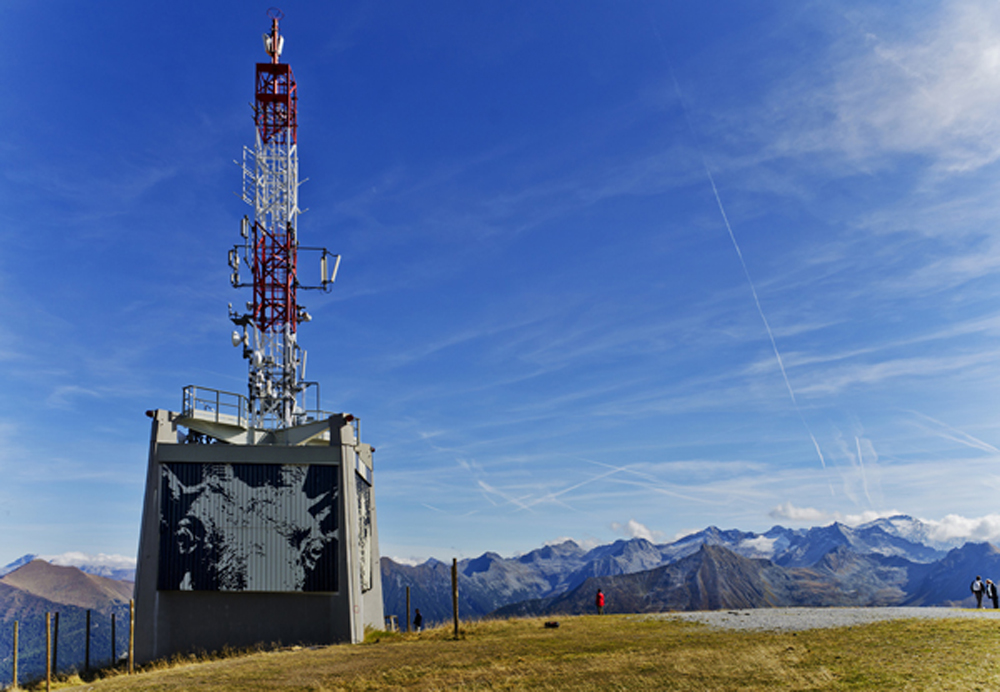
133 11 383 662
228 8 340 431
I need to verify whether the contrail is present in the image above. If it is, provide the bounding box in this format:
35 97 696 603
588 460 738 505
855 436 873 506
907 410 1000 455
526 465 626 509
700 154 827 470
477 480 533 512
653 27 827 470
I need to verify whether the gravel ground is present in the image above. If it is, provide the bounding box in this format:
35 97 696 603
632 607 1000 632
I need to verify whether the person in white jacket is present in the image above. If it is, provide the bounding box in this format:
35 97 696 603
971 575 985 608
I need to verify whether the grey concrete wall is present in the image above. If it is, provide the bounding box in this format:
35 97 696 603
148 591 352 655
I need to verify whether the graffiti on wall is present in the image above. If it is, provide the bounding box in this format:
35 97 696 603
158 463 338 592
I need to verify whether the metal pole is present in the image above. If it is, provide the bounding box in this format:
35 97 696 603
12 620 17 690
451 558 459 639
85 609 91 673
129 599 135 675
406 586 411 633
111 613 116 667
45 612 51 692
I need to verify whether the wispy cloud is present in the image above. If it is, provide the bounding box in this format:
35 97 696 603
794 352 1000 397
45 384 103 410
832 1 1000 172
713 1 1000 177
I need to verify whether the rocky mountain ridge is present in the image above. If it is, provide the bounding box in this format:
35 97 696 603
382 515 984 624
496 541 1000 617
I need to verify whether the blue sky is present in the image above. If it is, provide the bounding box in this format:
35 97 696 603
3 0 1000 567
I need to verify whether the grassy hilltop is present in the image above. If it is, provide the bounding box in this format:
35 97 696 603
27 613 1000 691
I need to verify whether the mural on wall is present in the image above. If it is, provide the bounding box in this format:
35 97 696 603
357 475 373 592
158 463 338 592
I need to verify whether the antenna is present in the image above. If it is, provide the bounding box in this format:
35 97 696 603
263 8 285 64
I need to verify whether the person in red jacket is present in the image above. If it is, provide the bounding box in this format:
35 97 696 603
595 589 605 615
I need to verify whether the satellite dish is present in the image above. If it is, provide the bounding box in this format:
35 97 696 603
231 331 242 347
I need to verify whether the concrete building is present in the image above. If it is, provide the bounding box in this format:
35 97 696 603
134 407 383 661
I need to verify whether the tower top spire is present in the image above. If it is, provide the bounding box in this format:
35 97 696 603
263 8 284 64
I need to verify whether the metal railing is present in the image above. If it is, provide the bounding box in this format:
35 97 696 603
181 386 251 428
182 385 333 431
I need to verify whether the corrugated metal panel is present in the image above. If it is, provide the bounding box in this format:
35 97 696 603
158 462 338 593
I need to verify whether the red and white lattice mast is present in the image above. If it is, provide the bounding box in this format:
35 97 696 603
228 9 339 431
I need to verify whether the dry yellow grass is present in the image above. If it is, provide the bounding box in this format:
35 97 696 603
20 613 1000 691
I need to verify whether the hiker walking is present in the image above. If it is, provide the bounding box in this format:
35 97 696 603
595 589 605 615
413 608 423 632
971 575 985 608
987 579 999 609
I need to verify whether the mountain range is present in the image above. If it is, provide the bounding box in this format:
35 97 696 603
382 515 991 624
1 513 991 685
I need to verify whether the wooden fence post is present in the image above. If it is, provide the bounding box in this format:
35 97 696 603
406 586 411 633
85 609 91 673
12 620 17 690
52 611 59 676
45 612 51 692
129 599 135 675
451 558 459 639
111 613 116 667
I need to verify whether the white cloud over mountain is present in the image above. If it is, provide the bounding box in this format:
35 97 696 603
768 502 902 527
923 514 1000 545
768 503 1000 548
611 519 667 544
41 551 136 570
